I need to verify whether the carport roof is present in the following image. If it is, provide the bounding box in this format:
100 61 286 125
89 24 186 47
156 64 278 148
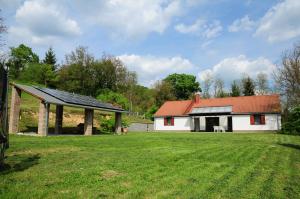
12 83 125 112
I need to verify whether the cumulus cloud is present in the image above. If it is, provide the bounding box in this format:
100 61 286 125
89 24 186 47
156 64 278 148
118 54 195 86
198 55 275 85
74 0 183 39
255 0 300 42
175 19 222 39
8 0 81 46
228 15 256 32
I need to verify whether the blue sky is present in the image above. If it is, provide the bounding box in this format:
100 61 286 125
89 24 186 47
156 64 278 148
1 0 300 87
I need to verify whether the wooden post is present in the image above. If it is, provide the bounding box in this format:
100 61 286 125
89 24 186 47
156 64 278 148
9 86 21 134
115 112 122 134
55 105 63 134
84 109 94 135
38 101 50 136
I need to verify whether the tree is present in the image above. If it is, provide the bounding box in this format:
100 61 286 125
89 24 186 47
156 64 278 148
281 106 300 135
58 46 95 95
43 47 57 71
274 43 300 110
97 90 130 110
230 80 241 97
214 77 227 98
153 80 176 107
164 73 201 100
7 44 39 79
256 72 269 95
242 76 255 96
20 63 56 87
202 73 213 99
0 9 6 47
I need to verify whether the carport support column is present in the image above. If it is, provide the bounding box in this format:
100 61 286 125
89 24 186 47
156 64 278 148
55 105 63 134
9 86 22 134
38 101 50 136
84 109 94 136
115 112 122 134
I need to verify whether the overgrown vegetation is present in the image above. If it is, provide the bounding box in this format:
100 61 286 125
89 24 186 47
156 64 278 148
1 133 300 198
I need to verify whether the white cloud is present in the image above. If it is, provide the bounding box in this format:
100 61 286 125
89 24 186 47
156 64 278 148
118 54 195 86
198 55 275 85
8 0 81 46
175 19 222 39
74 0 183 40
228 15 256 32
255 0 300 42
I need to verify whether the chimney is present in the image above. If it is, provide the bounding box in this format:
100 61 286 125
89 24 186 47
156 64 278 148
194 92 201 103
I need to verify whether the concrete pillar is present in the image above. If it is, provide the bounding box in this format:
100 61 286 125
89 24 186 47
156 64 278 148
9 86 22 134
38 101 50 136
84 109 94 135
55 105 63 134
115 112 122 134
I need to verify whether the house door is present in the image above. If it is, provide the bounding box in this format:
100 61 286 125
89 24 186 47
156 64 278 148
205 117 219 132
228 116 233 132
194 118 200 132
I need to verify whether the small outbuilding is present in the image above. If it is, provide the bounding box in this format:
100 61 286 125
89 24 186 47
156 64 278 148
9 83 125 136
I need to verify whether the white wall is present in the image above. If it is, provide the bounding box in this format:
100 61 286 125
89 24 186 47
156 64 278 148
232 114 281 131
154 117 192 131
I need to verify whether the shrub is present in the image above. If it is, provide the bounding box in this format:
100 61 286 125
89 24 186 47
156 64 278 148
281 106 300 135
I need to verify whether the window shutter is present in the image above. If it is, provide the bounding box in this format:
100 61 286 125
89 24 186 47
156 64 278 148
250 115 255 125
164 118 167 126
171 117 174 126
261 115 265 124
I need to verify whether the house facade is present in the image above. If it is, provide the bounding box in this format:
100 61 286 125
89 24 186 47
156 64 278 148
154 94 281 132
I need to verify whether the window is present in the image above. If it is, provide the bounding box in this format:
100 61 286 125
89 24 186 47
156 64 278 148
250 114 265 125
164 117 174 126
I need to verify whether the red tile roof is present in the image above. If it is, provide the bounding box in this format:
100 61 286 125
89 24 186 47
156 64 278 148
154 100 192 117
154 94 281 117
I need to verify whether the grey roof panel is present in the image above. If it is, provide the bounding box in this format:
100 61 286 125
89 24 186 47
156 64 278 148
13 83 125 112
35 87 123 111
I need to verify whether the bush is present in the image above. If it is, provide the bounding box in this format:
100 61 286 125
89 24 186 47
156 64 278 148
281 106 300 135
100 116 115 133
99 115 129 133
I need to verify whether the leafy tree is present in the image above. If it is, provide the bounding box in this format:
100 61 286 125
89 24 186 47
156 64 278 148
58 46 95 95
164 73 201 100
145 105 158 121
153 80 176 107
7 44 39 79
242 76 255 96
128 85 155 114
231 80 241 97
20 63 56 86
256 72 269 95
43 47 57 71
97 90 130 110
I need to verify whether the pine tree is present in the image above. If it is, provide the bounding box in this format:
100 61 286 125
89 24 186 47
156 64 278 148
43 47 57 71
231 80 241 97
242 76 255 96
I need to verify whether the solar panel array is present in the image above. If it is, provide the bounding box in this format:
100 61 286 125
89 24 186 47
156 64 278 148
35 87 123 111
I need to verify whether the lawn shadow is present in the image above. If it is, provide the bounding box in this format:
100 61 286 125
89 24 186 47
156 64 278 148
22 125 102 135
0 154 40 175
278 143 300 151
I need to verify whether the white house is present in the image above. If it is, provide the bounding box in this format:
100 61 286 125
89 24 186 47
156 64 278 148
154 94 281 132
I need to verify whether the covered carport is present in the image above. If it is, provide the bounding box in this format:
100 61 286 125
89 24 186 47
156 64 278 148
9 83 125 136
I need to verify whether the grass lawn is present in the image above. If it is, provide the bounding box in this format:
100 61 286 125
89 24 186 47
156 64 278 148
1 132 300 198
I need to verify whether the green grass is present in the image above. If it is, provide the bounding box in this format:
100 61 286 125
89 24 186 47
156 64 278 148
1 132 300 198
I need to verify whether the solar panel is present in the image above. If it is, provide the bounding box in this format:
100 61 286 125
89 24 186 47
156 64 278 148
35 87 123 111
